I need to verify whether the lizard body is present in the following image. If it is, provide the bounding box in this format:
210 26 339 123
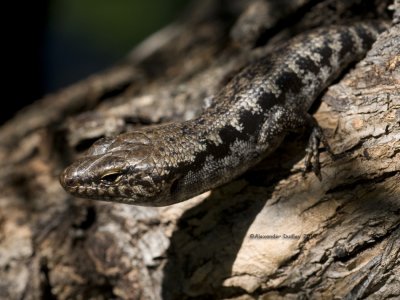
60 21 388 206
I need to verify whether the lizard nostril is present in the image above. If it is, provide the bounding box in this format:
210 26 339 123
65 177 74 187
60 170 75 188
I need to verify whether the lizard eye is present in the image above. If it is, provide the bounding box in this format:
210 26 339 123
100 171 122 183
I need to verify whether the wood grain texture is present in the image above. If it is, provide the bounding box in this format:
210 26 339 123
0 0 398 299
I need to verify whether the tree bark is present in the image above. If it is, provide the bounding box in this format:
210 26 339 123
0 1 399 299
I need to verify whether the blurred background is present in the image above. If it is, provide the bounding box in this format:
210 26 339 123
3 0 186 125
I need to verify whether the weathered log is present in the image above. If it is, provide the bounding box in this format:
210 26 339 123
0 1 399 299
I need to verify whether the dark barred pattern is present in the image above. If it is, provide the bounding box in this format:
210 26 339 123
60 21 388 206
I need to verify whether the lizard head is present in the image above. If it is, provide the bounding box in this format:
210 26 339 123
59 132 179 206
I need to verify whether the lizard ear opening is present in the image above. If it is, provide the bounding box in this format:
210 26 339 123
169 177 180 195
